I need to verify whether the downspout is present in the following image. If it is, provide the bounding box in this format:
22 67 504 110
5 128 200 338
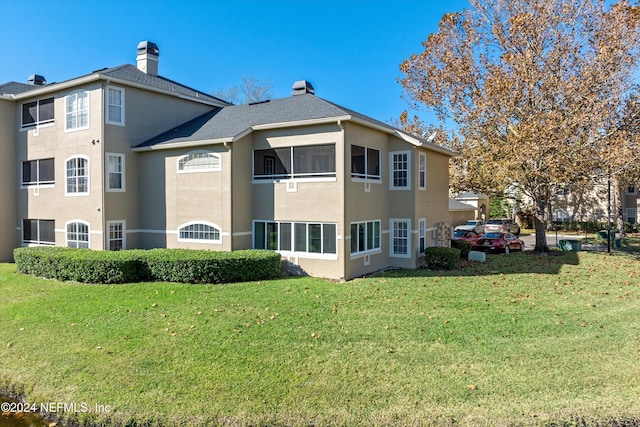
225 140 233 251
338 120 346 280
100 81 106 249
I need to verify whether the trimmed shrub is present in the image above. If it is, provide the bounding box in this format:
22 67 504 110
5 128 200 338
14 247 281 285
14 247 142 284
450 239 471 259
424 247 461 270
139 249 281 284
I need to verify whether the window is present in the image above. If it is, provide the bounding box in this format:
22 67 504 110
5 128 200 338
254 221 336 256
390 151 410 189
627 186 637 195
22 219 55 245
66 156 89 195
65 91 89 131
253 144 336 180
391 219 410 257
178 222 221 243
553 209 570 221
66 221 89 248
22 158 54 186
418 153 426 190
419 218 426 253
351 145 380 180
21 97 54 128
106 153 125 191
350 220 381 255
107 221 125 250
177 151 221 172
627 208 637 225
106 86 124 125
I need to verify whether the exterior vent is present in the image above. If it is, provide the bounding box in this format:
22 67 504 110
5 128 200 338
136 41 159 76
27 74 46 86
292 80 314 96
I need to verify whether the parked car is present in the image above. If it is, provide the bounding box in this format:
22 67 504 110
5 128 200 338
484 218 520 235
454 220 486 234
471 232 524 253
452 229 481 244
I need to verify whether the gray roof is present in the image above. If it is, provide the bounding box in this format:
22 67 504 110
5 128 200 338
136 94 454 156
96 64 228 105
136 94 348 148
0 82 41 96
0 64 229 106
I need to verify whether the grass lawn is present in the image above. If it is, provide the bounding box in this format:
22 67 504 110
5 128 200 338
1 248 639 426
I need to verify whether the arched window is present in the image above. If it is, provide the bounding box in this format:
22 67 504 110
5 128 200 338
66 221 89 248
177 151 221 172
65 91 89 131
66 156 89 195
178 222 221 243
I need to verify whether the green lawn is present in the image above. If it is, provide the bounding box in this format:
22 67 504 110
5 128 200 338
1 249 639 426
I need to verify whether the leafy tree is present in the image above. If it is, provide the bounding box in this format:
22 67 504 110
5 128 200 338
213 75 274 104
400 0 640 252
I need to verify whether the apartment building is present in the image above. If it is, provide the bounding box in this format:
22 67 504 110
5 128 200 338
0 42 455 280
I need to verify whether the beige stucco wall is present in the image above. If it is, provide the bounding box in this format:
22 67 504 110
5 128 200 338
0 98 17 260
15 83 105 249
251 124 346 279
103 84 215 248
136 144 232 250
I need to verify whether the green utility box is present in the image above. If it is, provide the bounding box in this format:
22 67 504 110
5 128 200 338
558 239 582 251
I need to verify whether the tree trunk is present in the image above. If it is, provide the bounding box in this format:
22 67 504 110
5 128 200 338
534 197 550 252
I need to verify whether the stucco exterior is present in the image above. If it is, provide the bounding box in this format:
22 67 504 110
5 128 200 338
0 42 456 280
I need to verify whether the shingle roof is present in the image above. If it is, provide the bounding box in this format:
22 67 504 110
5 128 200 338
137 94 397 148
0 64 229 106
96 64 228 105
0 82 41 96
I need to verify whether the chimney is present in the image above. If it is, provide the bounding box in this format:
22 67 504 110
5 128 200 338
27 74 46 86
136 41 159 76
292 80 314 96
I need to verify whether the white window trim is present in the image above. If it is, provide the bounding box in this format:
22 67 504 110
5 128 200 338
177 221 222 244
64 90 90 133
626 208 637 223
20 97 55 129
177 150 222 173
626 186 637 195
106 153 126 192
351 145 382 182
251 144 337 183
65 220 90 249
107 220 126 250
349 219 382 259
65 155 90 196
389 150 411 190
105 85 125 126
21 219 56 246
390 218 411 258
20 158 55 188
418 152 426 190
252 220 338 260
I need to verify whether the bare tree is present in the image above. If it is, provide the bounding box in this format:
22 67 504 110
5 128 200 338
213 75 274 104
400 0 640 252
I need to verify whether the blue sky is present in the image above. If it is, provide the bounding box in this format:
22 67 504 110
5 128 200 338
0 0 469 125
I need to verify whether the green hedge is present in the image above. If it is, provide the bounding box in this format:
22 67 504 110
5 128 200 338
450 239 471 259
14 247 281 285
424 246 461 270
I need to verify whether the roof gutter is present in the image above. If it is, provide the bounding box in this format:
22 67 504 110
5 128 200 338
8 73 228 108
132 137 234 152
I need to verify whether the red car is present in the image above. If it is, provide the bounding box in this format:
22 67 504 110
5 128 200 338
471 232 525 253
452 229 481 244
